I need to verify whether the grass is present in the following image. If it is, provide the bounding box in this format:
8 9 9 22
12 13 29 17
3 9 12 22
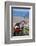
23 26 29 35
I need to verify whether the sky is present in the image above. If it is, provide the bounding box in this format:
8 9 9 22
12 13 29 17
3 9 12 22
11 8 30 17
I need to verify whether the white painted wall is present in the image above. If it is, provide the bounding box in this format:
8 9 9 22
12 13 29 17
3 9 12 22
0 0 36 46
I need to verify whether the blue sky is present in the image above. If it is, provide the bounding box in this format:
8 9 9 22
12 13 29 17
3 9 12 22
11 8 29 17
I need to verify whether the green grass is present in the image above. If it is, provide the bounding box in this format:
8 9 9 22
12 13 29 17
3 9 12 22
23 27 29 35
